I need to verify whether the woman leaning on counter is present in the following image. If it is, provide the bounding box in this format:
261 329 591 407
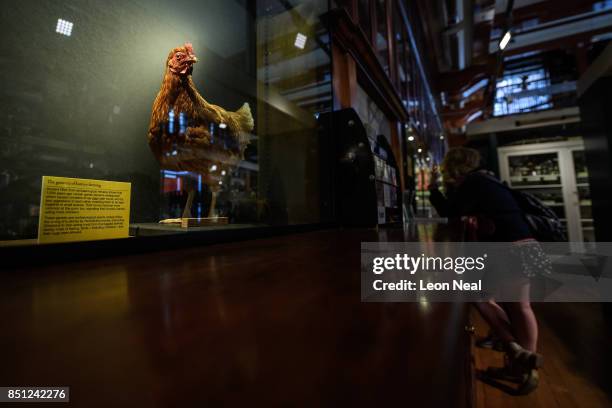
428 147 544 395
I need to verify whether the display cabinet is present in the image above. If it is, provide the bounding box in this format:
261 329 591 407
0 0 332 244
372 135 401 225
498 139 591 242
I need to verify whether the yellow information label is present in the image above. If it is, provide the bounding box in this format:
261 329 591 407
38 176 131 244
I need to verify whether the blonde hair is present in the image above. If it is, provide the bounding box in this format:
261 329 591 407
441 147 481 184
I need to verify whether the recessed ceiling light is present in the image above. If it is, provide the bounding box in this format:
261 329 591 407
499 30 512 50
294 33 307 49
56 18 73 36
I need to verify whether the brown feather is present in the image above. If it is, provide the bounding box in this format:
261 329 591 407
147 45 254 175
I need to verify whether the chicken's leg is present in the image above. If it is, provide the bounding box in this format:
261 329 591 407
182 189 195 219
207 190 218 218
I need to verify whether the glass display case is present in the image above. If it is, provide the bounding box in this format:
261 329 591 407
372 138 401 225
572 150 594 243
0 0 332 243
498 139 589 242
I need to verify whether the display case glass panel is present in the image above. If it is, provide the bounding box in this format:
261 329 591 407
358 0 372 40
507 153 561 186
506 151 567 232
498 140 590 242
0 0 331 242
394 7 409 102
572 150 594 243
375 0 389 76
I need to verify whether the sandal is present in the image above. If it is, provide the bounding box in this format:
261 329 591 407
484 342 542 395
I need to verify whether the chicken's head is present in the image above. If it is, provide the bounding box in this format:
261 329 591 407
167 43 198 76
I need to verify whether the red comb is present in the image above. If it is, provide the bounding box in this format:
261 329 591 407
185 42 194 55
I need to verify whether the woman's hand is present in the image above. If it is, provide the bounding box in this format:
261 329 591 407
428 166 440 190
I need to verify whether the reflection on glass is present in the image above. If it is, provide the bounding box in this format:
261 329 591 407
0 0 332 241
493 66 552 116
394 4 409 100
508 153 560 186
375 0 389 75
573 150 589 184
358 0 372 39
414 157 435 218
573 150 593 242
581 220 595 243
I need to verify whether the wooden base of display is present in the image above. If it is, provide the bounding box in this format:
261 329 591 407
181 217 229 228
158 217 229 228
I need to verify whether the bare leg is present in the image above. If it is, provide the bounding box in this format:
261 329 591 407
482 283 540 395
501 301 538 352
473 300 515 344
498 279 538 352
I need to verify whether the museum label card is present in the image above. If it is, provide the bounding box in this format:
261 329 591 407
38 176 131 244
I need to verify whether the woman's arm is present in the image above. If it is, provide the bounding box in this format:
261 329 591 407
429 175 480 218
428 186 450 217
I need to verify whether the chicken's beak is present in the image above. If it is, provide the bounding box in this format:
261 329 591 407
188 55 198 63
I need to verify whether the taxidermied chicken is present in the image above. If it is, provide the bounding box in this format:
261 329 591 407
148 42 254 174
147 43 254 221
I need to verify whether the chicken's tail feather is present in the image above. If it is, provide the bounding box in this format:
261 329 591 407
234 102 254 133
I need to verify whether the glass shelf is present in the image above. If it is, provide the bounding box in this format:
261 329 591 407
513 184 562 189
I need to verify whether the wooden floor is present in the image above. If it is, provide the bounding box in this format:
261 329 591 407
472 303 612 408
0 227 470 407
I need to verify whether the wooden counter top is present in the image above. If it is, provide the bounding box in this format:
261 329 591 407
0 226 470 407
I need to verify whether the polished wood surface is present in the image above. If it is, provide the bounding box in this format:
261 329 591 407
0 227 469 407
472 304 612 407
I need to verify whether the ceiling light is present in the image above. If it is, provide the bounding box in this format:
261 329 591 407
499 30 512 50
466 110 483 123
56 18 73 36
440 135 445 140
417 148 422 153
408 136 415 142
219 123 227 129
294 33 307 49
